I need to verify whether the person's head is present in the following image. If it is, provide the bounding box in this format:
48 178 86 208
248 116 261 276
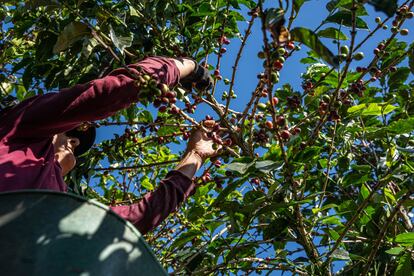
52 126 96 176
52 133 79 176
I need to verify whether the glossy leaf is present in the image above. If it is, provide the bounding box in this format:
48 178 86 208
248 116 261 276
326 11 369 29
53 22 90 54
367 0 398 17
395 232 414 246
317 27 348 40
291 27 339 67
395 252 412 276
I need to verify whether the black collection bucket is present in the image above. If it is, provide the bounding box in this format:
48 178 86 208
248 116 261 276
0 190 167 276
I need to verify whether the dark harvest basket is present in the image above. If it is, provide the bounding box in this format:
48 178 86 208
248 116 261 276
0 190 167 276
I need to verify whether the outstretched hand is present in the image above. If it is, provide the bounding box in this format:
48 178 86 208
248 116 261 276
185 122 221 161
180 62 213 92
175 120 222 180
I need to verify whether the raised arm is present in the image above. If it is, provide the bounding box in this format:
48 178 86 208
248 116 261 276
110 127 219 235
4 57 200 138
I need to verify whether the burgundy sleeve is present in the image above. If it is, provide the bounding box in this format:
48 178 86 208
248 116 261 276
109 170 196 235
12 57 180 137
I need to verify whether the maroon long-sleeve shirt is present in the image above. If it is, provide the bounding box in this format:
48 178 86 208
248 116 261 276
0 57 196 234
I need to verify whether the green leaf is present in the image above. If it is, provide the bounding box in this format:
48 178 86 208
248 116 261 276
326 11 369 29
395 252 412 276
367 0 398 17
265 8 285 30
291 27 339 67
170 230 202 249
321 216 343 226
360 183 370 199
294 146 322 163
26 0 60 9
109 25 133 54
53 22 90 54
332 248 350 260
409 44 414 74
211 176 249 208
347 103 396 116
141 176 154 191
293 0 309 13
388 67 410 91
227 161 254 175
197 3 215 16
328 229 340 241
395 232 414 246
255 160 283 174
385 247 404 255
387 117 414 134
317 27 348 40
129 6 143 17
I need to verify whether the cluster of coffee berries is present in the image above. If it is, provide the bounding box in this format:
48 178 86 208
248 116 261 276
302 79 315 95
327 110 340 121
201 171 212 183
254 128 269 144
214 176 224 189
216 35 230 56
391 5 413 34
373 42 387 56
214 69 222 80
135 74 182 115
221 90 237 100
287 95 301 109
184 101 197 114
339 90 352 106
348 80 367 97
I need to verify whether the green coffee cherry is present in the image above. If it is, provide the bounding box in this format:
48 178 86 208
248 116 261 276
257 103 267 111
353 52 365 61
340 45 349 55
258 51 265 59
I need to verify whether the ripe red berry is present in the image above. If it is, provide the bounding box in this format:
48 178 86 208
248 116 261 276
292 127 301 135
286 41 295 50
280 130 291 140
273 60 283 71
265 121 273 129
220 47 227 54
214 160 222 168
276 115 285 126
390 66 397 72
272 97 279 106
214 69 220 76
166 91 176 98
159 106 167 113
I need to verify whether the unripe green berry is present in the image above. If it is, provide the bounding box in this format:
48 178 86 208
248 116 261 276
353 52 364 61
340 45 349 55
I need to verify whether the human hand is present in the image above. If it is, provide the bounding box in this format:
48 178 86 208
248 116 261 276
175 120 222 179
180 62 213 92
185 131 219 162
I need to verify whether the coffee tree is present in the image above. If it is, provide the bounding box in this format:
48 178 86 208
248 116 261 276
1 0 414 274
